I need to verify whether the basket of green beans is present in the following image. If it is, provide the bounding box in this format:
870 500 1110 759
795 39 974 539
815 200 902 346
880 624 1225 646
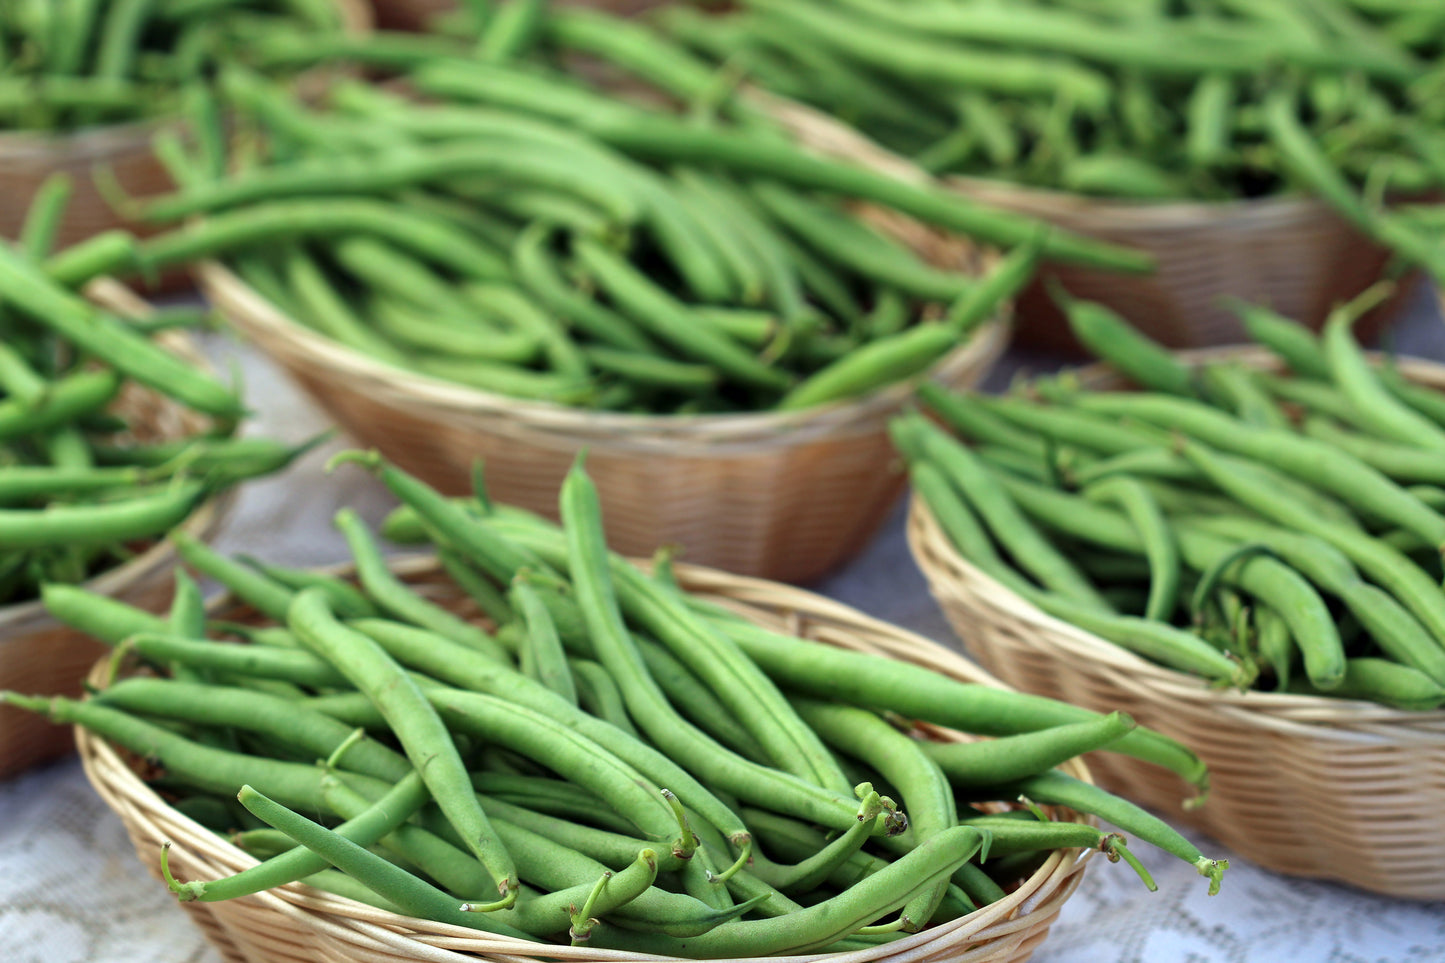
10 454 1230 962
117 23 1145 583
898 292 1445 898
0 256 309 779
0 0 369 254
655 0 1445 351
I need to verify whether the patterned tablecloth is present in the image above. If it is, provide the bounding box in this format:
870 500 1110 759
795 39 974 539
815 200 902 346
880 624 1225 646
5 292 1445 963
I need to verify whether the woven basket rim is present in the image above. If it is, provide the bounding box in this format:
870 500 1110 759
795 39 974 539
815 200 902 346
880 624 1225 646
0 278 230 637
77 554 1096 963
0 0 371 151
201 258 1008 447
907 341 1445 737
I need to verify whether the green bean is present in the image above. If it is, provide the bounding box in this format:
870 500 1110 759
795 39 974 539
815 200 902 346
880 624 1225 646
1179 440 1445 653
636 638 769 763
588 825 985 956
1083 477 1180 622
1230 301 1330 378
236 785 535 937
122 633 348 689
922 712 1136 788
235 559 377 621
509 577 576 704
139 200 511 283
1200 363 1290 429
20 173 75 261
95 678 411 783
41 584 168 644
1062 294 1196 396
559 458 860 834
343 618 752 855
1302 416 1445 484
1323 292 1445 450
0 481 205 550
172 531 294 622
461 283 590 379
1285 657 1445 709
1074 393 1445 545
572 238 790 393
511 225 654 353
793 700 953 929
0 248 239 417
2 695 346 812
987 770 1225 895
286 588 520 908
896 412 1113 612
334 508 508 662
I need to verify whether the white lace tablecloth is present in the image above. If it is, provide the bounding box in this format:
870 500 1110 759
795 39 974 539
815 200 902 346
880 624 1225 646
6 295 1445 963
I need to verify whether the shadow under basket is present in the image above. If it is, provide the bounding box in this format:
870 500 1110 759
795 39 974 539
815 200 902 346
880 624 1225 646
906 343 1445 899
0 280 227 780
79 556 1094 963
947 178 1420 354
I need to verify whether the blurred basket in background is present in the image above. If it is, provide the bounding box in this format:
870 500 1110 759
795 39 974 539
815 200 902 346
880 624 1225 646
0 280 228 780
947 179 1420 353
0 0 372 262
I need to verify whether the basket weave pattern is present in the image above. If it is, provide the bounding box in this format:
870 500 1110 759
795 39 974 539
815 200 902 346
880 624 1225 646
80 557 1093 963
0 280 226 779
203 99 1008 584
907 345 1445 899
946 178 1416 352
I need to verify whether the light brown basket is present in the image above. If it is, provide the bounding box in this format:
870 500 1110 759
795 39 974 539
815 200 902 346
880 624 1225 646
0 0 371 256
944 177 1418 353
201 101 1008 585
0 280 230 780
907 344 1445 899
78 556 1094 963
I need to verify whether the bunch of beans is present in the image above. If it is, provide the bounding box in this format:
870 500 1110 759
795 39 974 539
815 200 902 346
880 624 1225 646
7 455 1229 954
0 176 300 606
897 289 1445 710
654 0 1445 279
104 5 1159 415
0 0 349 131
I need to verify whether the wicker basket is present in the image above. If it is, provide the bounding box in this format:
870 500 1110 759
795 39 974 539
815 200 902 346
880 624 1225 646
943 177 1419 353
79 556 1094 963
0 280 230 780
0 0 371 257
201 100 1008 585
907 344 1445 899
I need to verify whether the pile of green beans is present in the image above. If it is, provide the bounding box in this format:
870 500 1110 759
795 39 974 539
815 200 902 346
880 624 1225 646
0 175 300 605
653 0 1445 278
898 288 1445 711
114 5 1158 415
6 454 1229 955
0 0 348 131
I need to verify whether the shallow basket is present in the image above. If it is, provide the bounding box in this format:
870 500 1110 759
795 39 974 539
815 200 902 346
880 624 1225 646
942 177 1418 353
0 280 227 780
0 0 371 256
907 344 1445 899
201 101 1007 585
79 556 1093 963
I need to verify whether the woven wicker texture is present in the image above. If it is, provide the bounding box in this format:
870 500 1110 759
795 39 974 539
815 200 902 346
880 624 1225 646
0 0 370 255
202 100 1007 585
944 177 1416 353
907 344 1445 899
0 280 227 780
79 555 1093 963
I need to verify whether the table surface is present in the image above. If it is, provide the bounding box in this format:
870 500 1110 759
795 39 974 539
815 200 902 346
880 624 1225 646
5 290 1445 963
